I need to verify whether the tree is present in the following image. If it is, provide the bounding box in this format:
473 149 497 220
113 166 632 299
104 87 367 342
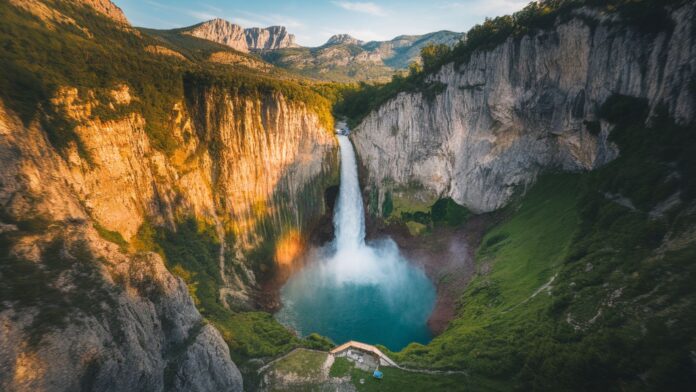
420 43 451 72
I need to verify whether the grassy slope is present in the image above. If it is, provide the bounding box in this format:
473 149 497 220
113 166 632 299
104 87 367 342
386 98 696 390
272 349 328 378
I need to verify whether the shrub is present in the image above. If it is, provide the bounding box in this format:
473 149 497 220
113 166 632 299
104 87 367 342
431 198 470 226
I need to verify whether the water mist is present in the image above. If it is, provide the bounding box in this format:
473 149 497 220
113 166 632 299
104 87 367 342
276 127 435 351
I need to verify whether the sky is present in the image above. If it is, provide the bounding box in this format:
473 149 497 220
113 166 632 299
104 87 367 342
113 0 531 47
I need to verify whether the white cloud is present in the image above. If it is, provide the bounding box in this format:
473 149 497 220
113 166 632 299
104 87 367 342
186 10 218 21
439 0 529 16
333 1 386 16
233 10 305 29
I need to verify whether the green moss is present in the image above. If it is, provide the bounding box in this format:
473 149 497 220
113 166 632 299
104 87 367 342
94 222 128 251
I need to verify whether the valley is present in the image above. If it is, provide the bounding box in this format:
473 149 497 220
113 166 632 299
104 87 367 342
1 0 695 391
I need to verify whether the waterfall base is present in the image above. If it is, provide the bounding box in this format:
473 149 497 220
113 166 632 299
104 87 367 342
275 238 435 351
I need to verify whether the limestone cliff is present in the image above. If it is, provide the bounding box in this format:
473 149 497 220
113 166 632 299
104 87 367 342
352 3 696 213
0 80 336 390
245 26 298 50
0 99 243 391
184 19 298 53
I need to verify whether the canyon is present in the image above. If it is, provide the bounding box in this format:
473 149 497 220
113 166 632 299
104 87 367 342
1 0 695 391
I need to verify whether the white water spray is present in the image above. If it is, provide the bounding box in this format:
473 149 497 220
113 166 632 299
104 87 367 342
276 123 435 349
334 134 365 251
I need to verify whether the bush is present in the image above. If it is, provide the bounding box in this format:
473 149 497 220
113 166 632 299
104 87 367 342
431 198 470 226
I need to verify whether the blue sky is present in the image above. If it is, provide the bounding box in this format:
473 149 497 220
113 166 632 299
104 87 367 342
114 0 531 46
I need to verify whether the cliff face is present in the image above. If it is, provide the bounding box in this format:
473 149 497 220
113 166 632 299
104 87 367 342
245 26 297 50
353 4 696 213
184 19 297 52
0 80 336 390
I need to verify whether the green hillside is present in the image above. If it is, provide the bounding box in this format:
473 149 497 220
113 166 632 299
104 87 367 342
386 97 696 390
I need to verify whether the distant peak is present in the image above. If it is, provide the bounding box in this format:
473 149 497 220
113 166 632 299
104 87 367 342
182 18 296 52
325 34 363 46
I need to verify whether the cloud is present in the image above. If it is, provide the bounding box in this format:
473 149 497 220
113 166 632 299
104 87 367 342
439 0 529 16
233 10 305 29
186 10 218 21
333 1 386 16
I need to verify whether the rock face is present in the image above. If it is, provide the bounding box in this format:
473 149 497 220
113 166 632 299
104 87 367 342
0 80 336 390
184 18 297 52
0 100 242 391
246 25 297 50
76 0 129 24
352 4 696 213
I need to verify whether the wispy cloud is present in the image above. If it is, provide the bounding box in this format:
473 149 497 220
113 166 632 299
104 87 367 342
439 0 528 16
333 1 386 16
232 10 304 29
186 10 218 21
143 1 218 23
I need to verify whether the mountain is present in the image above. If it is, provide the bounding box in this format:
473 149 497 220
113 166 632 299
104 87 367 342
166 18 463 82
324 34 364 46
261 30 463 82
181 18 297 52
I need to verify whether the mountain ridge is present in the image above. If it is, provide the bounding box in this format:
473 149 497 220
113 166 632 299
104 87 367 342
169 18 463 81
182 18 298 52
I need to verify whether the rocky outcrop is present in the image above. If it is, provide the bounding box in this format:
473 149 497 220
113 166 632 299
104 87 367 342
184 19 297 53
324 34 363 46
185 18 248 52
246 26 298 50
353 4 696 213
76 0 129 24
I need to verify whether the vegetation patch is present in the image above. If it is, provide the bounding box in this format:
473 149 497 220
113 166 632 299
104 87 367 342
345 366 471 392
329 356 353 377
272 349 328 379
94 222 128 251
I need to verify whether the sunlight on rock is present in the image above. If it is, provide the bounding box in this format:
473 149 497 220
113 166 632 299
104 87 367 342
275 229 303 267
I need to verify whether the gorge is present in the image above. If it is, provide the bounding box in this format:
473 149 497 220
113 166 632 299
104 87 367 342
1 0 696 391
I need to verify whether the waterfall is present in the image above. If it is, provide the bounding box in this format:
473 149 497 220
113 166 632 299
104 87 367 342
275 123 435 350
334 134 365 251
